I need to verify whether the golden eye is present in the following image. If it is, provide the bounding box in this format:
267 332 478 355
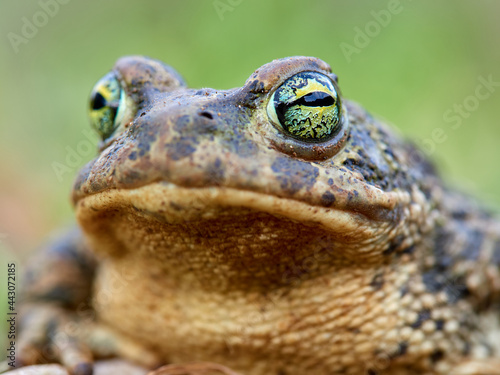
267 72 342 142
89 72 126 140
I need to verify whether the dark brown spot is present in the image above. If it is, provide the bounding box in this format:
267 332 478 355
435 319 445 331
321 191 336 207
173 115 191 132
400 285 408 297
462 341 471 355
401 245 415 255
169 202 183 211
461 228 484 261
167 137 197 161
207 158 225 184
430 349 444 363
382 234 405 256
370 273 384 290
422 270 469 303
410 309 431 329
271 157 319 195
390 342 408 359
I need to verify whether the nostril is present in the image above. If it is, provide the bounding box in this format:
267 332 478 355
199 111 214 120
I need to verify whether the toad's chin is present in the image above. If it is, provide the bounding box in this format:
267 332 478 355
74 182 403 289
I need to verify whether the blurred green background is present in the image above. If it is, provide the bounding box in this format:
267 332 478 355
0 0 499 353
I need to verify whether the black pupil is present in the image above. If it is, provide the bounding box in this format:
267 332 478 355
91 92 107 110
294 91 334 107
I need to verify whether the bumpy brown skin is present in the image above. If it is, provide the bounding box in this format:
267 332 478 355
18 56 500 375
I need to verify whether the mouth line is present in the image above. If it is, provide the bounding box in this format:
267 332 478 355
75 182 397 240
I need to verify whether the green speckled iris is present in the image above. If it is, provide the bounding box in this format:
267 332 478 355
88 72 123 140
267 72 342 142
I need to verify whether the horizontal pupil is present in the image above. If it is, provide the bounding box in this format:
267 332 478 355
294 91 334 107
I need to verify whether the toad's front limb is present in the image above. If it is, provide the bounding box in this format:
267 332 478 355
16 229 159 374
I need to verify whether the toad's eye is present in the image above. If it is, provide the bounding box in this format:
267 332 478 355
89 72 126 140
267 72 342 142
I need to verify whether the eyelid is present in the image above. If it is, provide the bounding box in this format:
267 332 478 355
114 89 127 127
267 90 281 129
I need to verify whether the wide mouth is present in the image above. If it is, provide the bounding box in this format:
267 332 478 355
75 182 398 243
